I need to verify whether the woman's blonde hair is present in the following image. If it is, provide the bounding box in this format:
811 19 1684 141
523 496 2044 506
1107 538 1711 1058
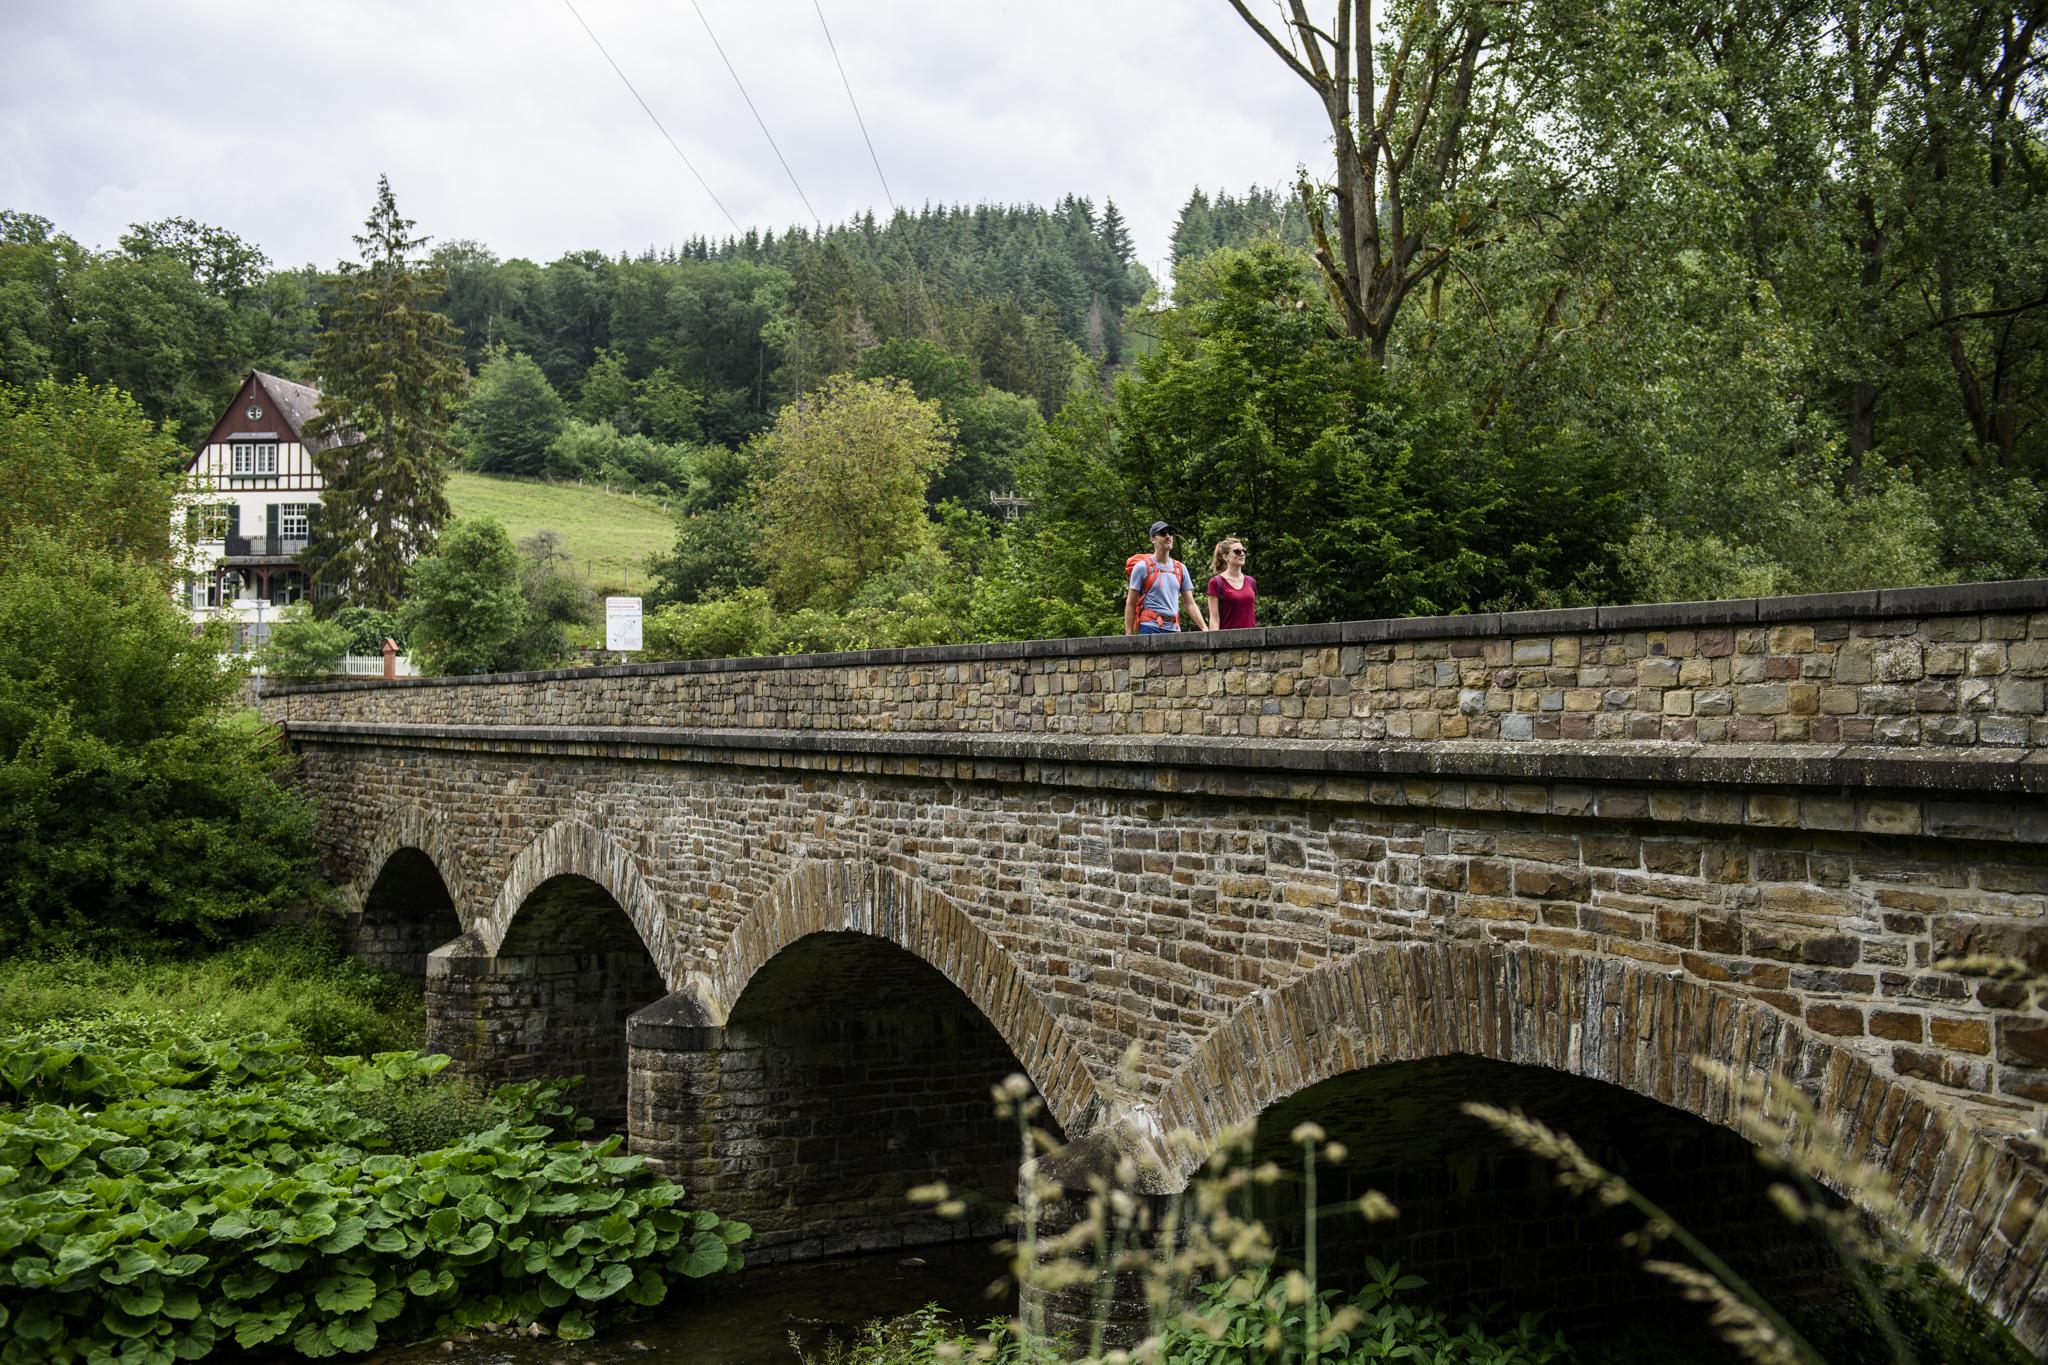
1210 537 1244 575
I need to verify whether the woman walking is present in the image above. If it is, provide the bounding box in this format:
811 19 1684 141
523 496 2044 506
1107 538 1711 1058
1206 537 1257 630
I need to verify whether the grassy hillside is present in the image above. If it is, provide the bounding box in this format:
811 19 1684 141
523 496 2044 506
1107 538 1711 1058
446 471 673 595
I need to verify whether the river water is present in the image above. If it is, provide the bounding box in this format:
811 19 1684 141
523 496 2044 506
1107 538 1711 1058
370 1244 1012 1365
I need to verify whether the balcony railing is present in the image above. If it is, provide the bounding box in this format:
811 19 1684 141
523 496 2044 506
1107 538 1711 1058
223 534 309 558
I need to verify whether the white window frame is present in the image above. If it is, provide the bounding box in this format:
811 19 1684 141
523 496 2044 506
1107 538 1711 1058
199 503 231 541
279 504 310 540
231 442 278 476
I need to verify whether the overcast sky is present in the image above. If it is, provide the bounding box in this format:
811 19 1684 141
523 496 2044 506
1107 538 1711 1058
1 0 1331 283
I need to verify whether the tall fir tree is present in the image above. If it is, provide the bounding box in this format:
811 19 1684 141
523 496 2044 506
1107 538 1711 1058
1099 200 1135 265
303 176 465 610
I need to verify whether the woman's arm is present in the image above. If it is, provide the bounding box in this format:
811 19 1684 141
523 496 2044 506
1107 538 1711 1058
1207 589 1222 630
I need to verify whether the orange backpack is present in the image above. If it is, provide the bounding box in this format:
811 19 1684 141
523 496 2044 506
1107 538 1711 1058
1124 552 1186 627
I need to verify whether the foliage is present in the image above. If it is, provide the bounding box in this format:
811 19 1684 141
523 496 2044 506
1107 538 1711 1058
459 348 566 477
0 212 308 443
754 376 956 613
643 588 778 661
544 417 694 497
258 604 352 682
1157 1261 1572 1364
798 1305 1060 1365
396 517 528 676
0 923 423 1057
646 444 763 608
511 530 598 669
1023 244 1631 622
302 177 465 610
1170 186 1311 267
328 605 405 657
0 378 186 568
0 1026 751 1363
0 534 324 954
854 339 1045 508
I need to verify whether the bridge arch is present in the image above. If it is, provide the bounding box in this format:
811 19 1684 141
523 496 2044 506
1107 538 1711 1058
343 806 468 977
702 857 1105 1136
1152 940 2043 1343
625 858 1099 1264
349 804 471 924
480 818 673 982
419 819 672 1132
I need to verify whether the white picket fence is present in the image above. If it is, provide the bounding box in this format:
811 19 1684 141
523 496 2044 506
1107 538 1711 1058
336 653 419 678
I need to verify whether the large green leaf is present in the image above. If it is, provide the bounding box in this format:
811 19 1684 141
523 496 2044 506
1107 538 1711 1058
574 1261 634 1301
673 1230 729 1278
312 1273 378 1313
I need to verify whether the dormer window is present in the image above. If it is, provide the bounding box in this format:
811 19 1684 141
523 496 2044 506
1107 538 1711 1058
231 442 278 476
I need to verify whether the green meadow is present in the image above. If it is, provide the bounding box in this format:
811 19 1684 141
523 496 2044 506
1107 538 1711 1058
446 471 674 596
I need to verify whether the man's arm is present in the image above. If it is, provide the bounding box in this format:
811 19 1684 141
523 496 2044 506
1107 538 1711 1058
1124 588 1141 635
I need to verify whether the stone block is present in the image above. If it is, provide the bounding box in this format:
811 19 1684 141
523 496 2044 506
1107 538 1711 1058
1928 1017 1991 1054
2009 641 2048 677
1806 1003 1864 1036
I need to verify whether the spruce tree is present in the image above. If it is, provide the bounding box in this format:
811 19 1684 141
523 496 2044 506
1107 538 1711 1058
303 176 465 611
1099 200 1135 265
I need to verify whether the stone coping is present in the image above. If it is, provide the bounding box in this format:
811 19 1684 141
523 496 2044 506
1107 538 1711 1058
263 578 2048 697
278 720 2048 796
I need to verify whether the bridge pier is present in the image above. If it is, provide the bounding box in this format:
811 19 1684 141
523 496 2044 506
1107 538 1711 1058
1017 1120 1182 1349
425 915 666 1132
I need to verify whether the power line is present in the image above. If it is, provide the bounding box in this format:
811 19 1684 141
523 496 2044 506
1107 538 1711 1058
812 0 895 215
559 0 741 235
689 0 822 231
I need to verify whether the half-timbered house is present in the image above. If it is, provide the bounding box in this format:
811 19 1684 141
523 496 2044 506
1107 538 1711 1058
177 371 331 633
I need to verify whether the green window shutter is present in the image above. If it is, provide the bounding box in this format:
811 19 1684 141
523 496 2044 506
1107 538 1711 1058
267 504 280 545
306 501 322 532
184 507 199 541
226 503 240 538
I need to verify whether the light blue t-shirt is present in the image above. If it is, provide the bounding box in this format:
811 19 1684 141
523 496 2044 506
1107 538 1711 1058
1128 556 1191 623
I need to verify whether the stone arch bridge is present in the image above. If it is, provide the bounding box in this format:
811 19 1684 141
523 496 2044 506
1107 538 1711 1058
263 582 2048 1346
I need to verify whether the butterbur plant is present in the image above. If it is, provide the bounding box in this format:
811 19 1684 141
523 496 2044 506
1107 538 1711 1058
0 1026 750 1363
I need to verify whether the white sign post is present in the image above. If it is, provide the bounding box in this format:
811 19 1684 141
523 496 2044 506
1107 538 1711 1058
604 596 643 655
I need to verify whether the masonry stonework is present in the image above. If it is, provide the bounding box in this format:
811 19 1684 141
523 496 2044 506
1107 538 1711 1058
264 583 2048 1346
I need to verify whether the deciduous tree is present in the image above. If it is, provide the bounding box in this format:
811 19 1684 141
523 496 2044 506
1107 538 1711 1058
0 377 185 568
460 348 566 476
754 376 953 611
394 517 528 675
0 533 323 953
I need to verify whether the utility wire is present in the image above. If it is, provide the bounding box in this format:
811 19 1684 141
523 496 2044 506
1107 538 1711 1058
690 0 822 231
560 0 741 233
813 0 895 215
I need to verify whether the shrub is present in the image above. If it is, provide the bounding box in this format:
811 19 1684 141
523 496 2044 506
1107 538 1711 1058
396 517 528 675
0 923 422 1054
643 588 777 660
329 605 404 656
0 535 326 953
258 603 351 681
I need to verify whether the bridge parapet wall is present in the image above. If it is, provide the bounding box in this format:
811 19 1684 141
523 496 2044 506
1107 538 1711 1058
267 583 2048 753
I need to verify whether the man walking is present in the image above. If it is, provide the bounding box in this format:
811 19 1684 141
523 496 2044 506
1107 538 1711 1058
1124 520 1209 635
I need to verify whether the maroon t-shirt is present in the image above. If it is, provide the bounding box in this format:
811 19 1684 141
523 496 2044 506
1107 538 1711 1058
1207 574 1258 629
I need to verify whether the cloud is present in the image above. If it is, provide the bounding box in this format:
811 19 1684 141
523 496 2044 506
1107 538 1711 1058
0 0 1331 275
